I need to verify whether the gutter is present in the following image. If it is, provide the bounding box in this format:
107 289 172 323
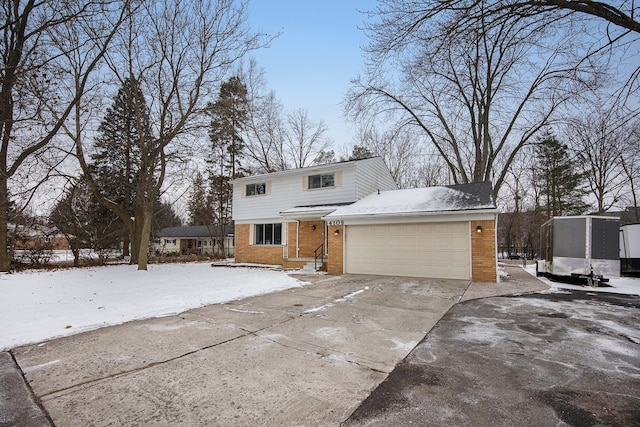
323 208 499 222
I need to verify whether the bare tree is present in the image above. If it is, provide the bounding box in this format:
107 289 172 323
240 59 288 173
378 1 640 39
284 108 329 168
566 108 630 214
620 119 640 220
348 3 590 196
0 0 130 271
68 0 267 270
370 1 639 98
356 126 440 188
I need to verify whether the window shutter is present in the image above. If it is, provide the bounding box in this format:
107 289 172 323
266 181 272 194
302 176 308 190
335 171 342 187
249 224 254 245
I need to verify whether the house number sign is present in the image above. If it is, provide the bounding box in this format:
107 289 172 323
327 220 344 226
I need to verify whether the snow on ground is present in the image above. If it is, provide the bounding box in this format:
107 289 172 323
14 249 122 264
523 264 640 296
0 263 308 351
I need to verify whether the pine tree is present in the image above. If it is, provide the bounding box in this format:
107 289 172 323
206 76 248 254
208 76 249 179
50 177 124 266
349 145 374 161
187 172 213 226
90 77 155 261
153 200 182 231
536 130 588 217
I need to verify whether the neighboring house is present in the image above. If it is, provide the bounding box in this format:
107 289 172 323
12 224 71 251
231 157 499 282
154 225 234 257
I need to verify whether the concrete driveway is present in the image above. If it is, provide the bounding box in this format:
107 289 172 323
4 269 546 426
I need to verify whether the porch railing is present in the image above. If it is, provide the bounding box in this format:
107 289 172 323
314 243 325 271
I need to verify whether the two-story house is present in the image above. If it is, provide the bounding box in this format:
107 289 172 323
231 157 499 282
231 157 397 269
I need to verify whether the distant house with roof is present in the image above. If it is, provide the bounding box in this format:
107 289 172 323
153 225 234 257
230 157 499 282
11 223 70 251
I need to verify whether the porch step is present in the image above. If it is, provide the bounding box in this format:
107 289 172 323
300 261 327 273
301 261 319 273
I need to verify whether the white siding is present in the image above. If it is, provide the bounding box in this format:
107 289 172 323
232 158 398 222
355 158 398 199
233 165 358 222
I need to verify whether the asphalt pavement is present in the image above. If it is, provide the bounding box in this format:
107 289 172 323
343 269 640 426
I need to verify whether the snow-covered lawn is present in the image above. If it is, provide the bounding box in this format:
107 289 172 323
0 263 308 351
523 264 640 295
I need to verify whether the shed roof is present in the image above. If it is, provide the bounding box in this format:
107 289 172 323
324 181 496 219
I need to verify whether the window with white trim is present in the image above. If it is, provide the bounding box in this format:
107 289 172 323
246 182 266 196
308 173 335 189
255 223 282 245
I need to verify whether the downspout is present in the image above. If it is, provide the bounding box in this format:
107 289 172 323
296 220 300 258
469 221 473 280
324 221 328 256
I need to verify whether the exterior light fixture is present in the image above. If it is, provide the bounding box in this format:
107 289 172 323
334 229 340 236
476 225 482 234
311 225 316 230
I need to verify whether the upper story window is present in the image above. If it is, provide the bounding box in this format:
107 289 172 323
308 173 335 189
246 182 266 196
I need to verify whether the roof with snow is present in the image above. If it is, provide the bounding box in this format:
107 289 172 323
156 225 234 238
280 202 354 216
324 181 496 219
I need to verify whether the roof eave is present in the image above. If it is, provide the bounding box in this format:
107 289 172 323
323 208 499 223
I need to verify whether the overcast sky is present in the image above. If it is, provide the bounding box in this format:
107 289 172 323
247 0 377 153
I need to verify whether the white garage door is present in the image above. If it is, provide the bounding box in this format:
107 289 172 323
345 222 471 279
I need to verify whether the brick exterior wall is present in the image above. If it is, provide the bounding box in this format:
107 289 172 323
296 220 325 258
15 235 70 250
471 219 497 282
237 220 496 281
282 259 308 269
234 224 283 265
327 225 343 275
287 222 297 258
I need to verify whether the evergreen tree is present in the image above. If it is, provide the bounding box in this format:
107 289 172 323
206 76 248 254
208 76 249 178
89 77 156 261
187 172 213 226
50 177 124 266
349 145 374 161
313 149 337 165
153 200 182 232
536 130 588 216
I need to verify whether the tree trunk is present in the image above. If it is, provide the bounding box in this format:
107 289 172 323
137 207 153 271
0 175 10 272
72 246 80 267
122 236 130 257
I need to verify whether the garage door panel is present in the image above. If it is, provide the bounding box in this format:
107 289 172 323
345 222 470 280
